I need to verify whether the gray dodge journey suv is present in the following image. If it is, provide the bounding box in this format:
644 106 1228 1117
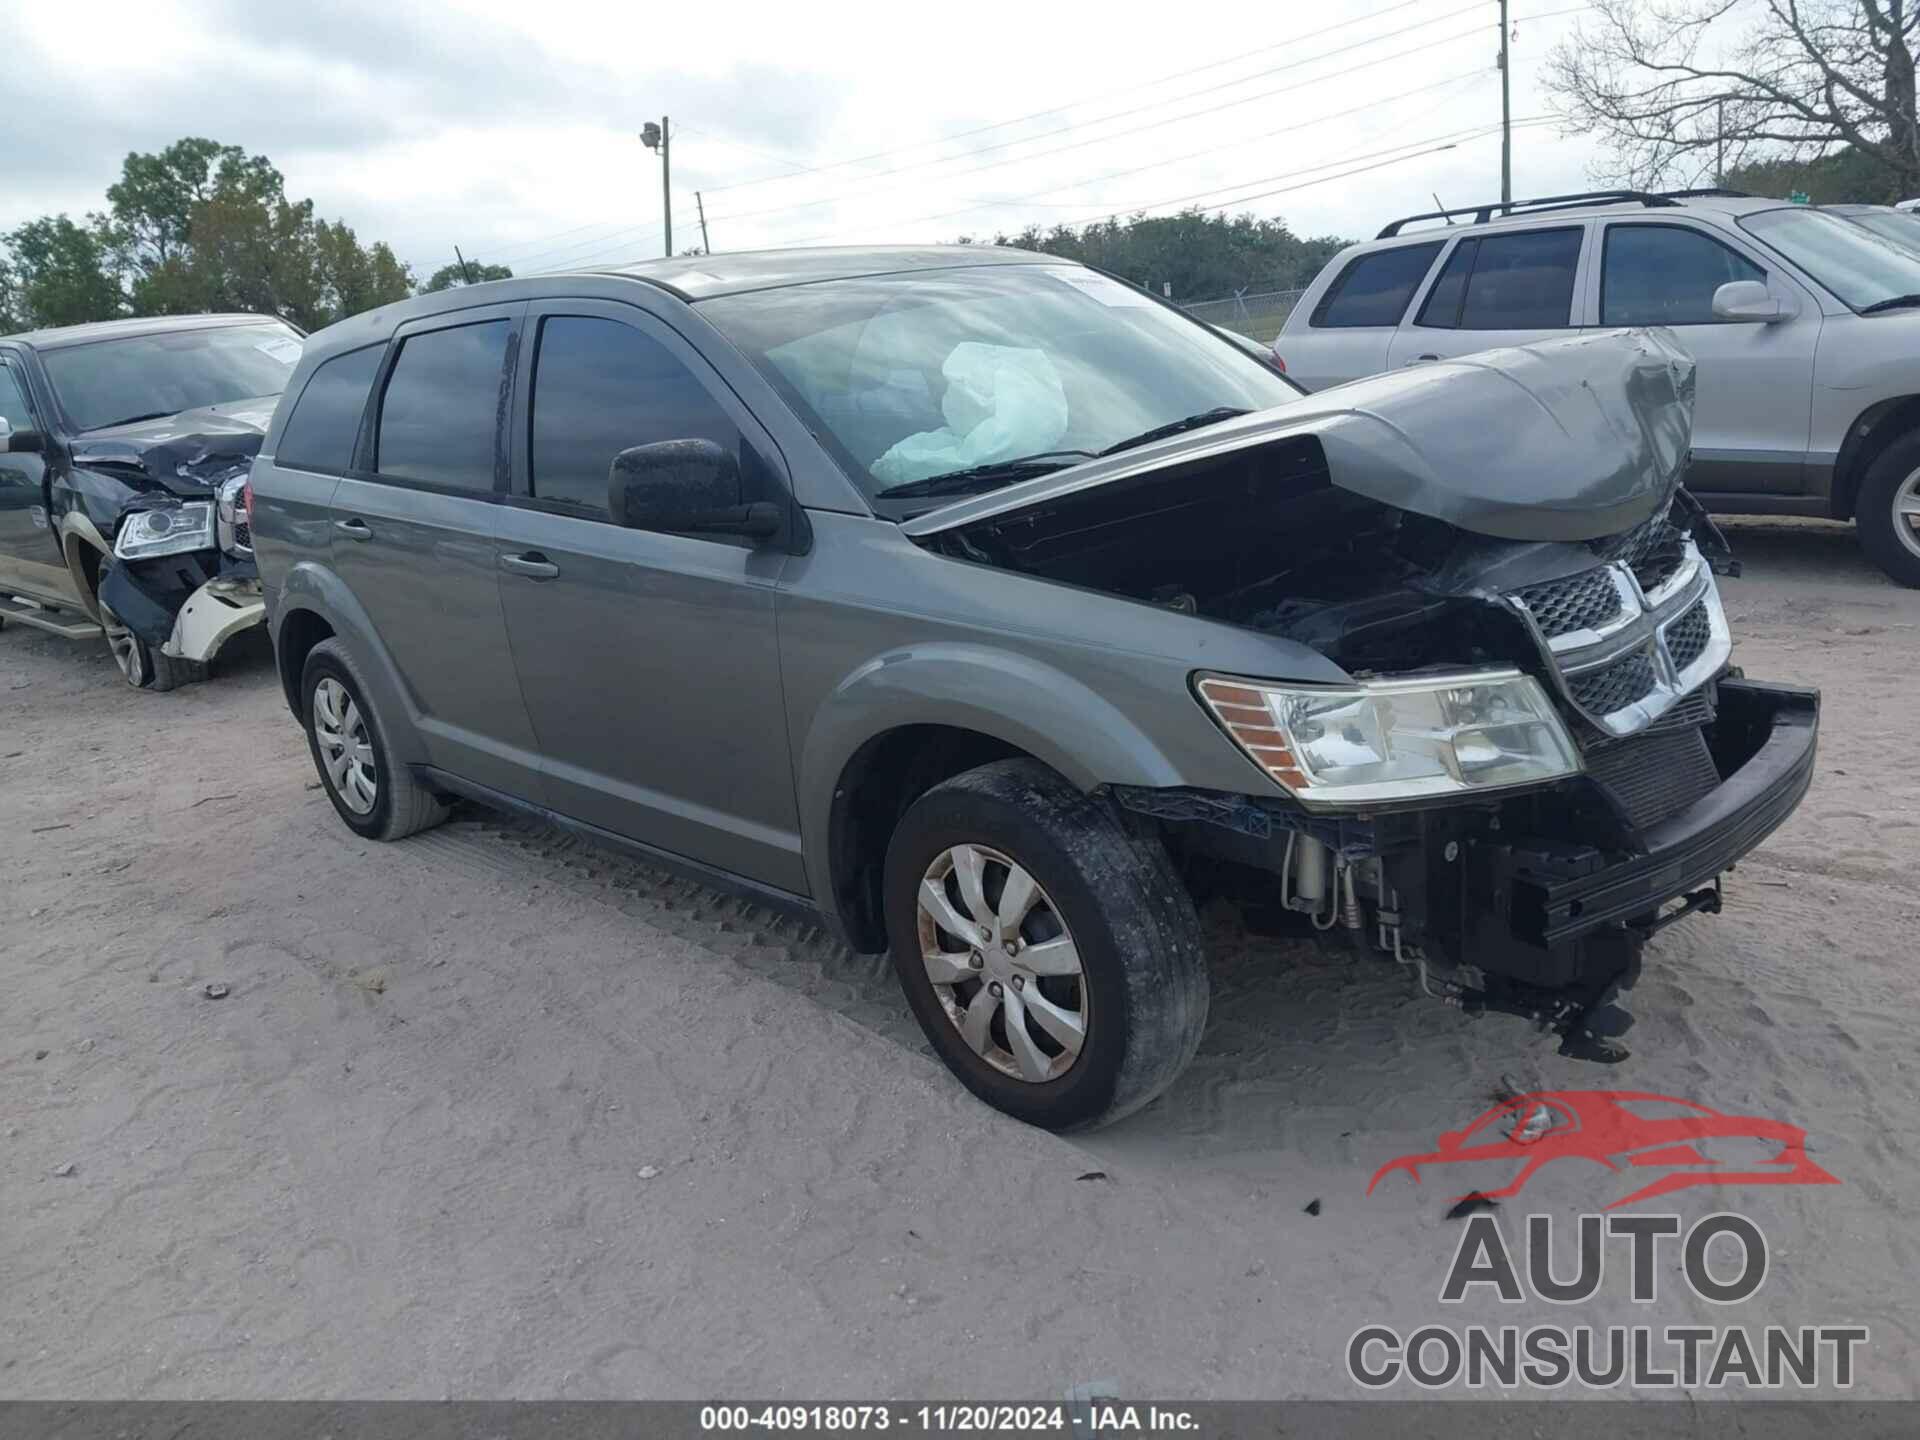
252 247 1818 1130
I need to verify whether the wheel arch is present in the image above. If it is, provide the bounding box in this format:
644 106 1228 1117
271 561 428 766
1830 394 1920 520
799 644 1189 952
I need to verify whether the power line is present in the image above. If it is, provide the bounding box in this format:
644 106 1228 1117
789 119 1550 248
541 70 1482 272
695 0 1439 195
500 0 1487 268
495 0 1590 274
703 2 1497 228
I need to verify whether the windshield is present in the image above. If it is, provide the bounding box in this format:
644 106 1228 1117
1839 208 1920 253
43 322 303 431
698 264 1301 513
1739 206 1920 310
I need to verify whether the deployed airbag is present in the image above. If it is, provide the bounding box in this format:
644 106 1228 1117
873 343 1070 486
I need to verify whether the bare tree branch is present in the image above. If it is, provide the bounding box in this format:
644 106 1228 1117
1548 0 1920 195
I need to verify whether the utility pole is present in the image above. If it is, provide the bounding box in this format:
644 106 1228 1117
640 117 672 257
1498 0 1512 203
696 190 711 254
1716 98 1727 187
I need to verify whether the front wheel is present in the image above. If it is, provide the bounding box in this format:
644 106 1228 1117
883 759 1209 1131
99 599 202 692
1856 436 1920 587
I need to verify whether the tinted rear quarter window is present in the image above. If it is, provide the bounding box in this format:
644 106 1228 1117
1602 225 1766 325
376 320 510 490
1310 243 1443 327
528 315 742 516
276 343 384 472
1444 227 1583 330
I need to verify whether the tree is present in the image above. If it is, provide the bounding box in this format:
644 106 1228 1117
961 209 1348 301
1548 0 1920 200
1 215 122 329
422 259 514 292
1725 142 1892 197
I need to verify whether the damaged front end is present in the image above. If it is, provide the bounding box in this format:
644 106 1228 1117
94 436 264 675
910 330 1819 1060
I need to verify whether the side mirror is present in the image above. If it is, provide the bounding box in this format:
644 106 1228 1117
1712 280 1792 324
0 417 47 454
607 438 782 542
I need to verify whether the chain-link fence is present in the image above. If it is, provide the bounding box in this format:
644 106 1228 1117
1179 288 1304 340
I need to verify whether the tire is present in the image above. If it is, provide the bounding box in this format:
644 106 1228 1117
300 638 447 841
882 758 1209 1131
98 598 204 692
1856 433 1920 588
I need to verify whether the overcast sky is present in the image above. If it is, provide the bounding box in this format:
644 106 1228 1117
5 0 1604 295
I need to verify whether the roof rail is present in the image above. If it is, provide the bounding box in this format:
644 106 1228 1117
1376 188 1748 238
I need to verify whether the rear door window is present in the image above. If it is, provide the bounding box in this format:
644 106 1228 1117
1602 224 1767 326
375 320 510 490
276 343 384 473
526 315 743 518
1309 243 1444 328
1419 227 1583 329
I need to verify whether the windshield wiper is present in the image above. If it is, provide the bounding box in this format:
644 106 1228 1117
878 451 1098 499
1099 406 1251 457
92 411 174 429
1859 293 1920 315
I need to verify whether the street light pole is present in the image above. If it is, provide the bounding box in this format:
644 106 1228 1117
640 116 672 257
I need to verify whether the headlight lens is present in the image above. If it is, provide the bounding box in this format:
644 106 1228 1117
1197 669 1581 806
114 502 215 560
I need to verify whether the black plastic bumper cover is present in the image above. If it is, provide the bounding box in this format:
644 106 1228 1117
1515 677 1818 946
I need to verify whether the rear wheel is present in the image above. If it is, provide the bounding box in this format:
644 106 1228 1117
300 638 447 841
883 759 1209 1131
1856 435 1920 587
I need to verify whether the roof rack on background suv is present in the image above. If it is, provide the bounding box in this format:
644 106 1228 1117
1376 188 1754 238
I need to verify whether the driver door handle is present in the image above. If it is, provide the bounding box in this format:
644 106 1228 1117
499 551 560 580
1404 353 1440 366
333 518 372 540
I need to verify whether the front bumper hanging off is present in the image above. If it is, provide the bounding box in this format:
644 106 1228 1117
1491 677 1818 948
97 553 265 665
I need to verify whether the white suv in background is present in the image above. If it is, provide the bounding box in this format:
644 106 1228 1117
1274 189 1920 586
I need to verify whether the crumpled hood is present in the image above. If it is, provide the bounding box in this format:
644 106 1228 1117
905 329 1697 544
68 396 274 496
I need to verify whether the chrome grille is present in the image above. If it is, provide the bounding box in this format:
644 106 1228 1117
1597 506 1690 593
1665 600 1711 673
1568 649 1659 715
1516 567 1623 638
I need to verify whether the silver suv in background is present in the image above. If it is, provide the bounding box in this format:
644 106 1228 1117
251 249 1816 1129
1274 189 1920 586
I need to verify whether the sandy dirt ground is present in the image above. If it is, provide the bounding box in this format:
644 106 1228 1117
2 516 1916 1400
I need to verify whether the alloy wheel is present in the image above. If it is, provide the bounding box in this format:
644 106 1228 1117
1895 466 1920 563
98 603 147 688
313 676 378 815
915 843 1088 1083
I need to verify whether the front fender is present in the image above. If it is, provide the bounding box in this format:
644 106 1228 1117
273 560 429 768
796 641 1190 923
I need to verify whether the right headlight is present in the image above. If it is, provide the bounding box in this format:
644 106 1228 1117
1196 668 1581 808
114 502 215 561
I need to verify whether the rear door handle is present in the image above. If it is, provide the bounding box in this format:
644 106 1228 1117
333 518 372 540
499 551 560 580
1404 353 1441 366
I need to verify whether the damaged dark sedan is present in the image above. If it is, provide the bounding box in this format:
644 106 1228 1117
253 249 1816 1130
0 313 298 689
